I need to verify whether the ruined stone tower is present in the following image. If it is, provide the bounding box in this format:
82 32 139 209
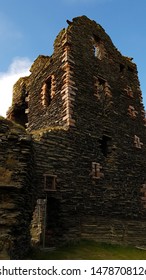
1 16 146 258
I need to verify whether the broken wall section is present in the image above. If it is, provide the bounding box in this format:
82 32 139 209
7 77 30 128
0 118 35 259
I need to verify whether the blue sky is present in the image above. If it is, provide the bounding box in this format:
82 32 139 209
0 0 146 116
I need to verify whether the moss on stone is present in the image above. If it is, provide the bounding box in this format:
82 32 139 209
0 167 12 185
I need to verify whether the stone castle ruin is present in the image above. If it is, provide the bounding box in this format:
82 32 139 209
1 16 146 259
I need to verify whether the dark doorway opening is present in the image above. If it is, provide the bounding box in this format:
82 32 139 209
43 196 60 247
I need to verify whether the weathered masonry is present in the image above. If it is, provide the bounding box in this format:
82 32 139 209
1 15 146 259
0 119 34 259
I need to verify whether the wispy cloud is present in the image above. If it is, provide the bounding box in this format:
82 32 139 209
0 57 32 117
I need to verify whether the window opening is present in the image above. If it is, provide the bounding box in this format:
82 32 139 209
93 35 105 60
45 77 52 105
134 135 143 149
99 135 111 157
41 77 51 107
94 77 105 98
94 77 112 100
124 86 133 98
92 162 104 179
128 105 138 118
44 174 57 191
41 75 55 107
11 85 29 128
119 63 125 73
12 107 28 128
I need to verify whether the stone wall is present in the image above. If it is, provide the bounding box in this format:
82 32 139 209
31 122 146 246
81 216 146 246
29 16 146 246
4 15 146 254
0 118 35 259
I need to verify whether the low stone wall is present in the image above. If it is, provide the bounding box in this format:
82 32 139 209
80 216 146 246
0 119 34 259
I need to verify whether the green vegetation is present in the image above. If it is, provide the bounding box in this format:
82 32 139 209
0 154 19 185
31 126 67 137
0 117 26 133
29 240 146 260
6 155 19 169
0 116 5 120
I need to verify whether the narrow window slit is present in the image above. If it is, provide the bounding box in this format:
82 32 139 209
99 135 112 157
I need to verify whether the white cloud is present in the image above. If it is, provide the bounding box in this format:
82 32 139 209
0 57 32 117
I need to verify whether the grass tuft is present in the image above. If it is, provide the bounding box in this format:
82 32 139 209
28 239 146 260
